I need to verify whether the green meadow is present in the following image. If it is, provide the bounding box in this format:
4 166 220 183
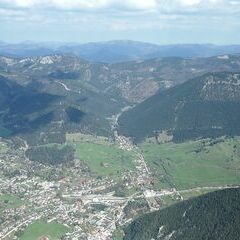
0 194 23 213
141 137 240 189
67 133 136 178
20 221 69 240
74 142 136 178
0 141 8 153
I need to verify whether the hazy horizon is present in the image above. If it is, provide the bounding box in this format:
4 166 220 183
0 0 240 44
1 40 240 46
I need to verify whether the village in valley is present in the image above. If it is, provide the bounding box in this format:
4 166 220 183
0 131 187 240
1 125 240 240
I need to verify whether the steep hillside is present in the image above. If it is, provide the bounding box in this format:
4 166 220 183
0 75 59 138
0 74 120 145
118 72 240 142
124 188 240 240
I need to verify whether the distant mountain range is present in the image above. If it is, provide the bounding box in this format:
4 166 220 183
124 188 240 240
1 40 240 63
118 72 240 142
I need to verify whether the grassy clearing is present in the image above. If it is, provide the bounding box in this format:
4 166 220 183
19 221 69 240
141 137 240 190
66 133 111 145
67 133 136 178
0 141 8 153
160 195 180 208
180 188 214 200
73 142 136 178
112 229 124 240
160 188 214 209
0 194 23 212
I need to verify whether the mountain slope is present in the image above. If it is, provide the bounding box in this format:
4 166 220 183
1 54 240 104
0 75 59 137
124 188 240 240
118 72 240 142
0 73 122 145
1 54 240 144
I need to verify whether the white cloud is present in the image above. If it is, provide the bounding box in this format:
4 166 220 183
0 0 239 44
230 0 240 5
0 0 158 10
0 0 239 18
177 0 223 7
179 0 202 6
0 0 224 11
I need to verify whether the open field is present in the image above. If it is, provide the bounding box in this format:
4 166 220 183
66 133 111 145
112 229 124 240
0 141 8 154
19 221 69 240
141 137 240 189
0 194 23 213
160 188 215 209
67 133 137 178
73 142 136 178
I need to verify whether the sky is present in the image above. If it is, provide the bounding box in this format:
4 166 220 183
0 0 240 44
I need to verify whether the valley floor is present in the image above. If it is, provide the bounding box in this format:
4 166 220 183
0 134 240 240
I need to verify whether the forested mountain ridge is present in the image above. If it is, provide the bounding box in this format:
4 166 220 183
118 72 240 142
124 188 240 240
1 54 240 145
1 54 240 104
0 73 121 145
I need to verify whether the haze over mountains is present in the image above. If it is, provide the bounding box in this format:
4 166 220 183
1 42 240 239
1 0 240 238
1 40 240 63
1 52 240 145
